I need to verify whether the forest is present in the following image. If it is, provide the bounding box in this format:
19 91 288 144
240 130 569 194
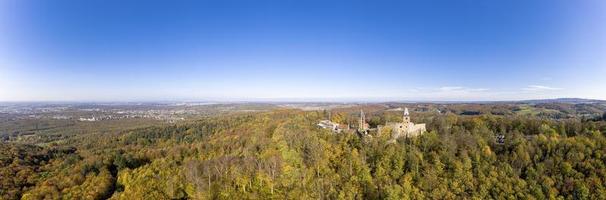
1 103 606 199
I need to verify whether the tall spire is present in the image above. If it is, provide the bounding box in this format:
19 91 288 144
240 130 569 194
360 110 366 130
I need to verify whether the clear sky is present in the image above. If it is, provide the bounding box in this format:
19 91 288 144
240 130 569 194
1 0 605 101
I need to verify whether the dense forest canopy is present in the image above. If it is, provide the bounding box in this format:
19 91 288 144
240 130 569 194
1 102 606 199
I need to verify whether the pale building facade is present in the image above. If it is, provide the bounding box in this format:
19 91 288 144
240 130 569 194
387 107 426 139
318 120 342 133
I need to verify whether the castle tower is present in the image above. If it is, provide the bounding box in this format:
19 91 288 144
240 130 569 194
403 107 410 124
359 110 366 129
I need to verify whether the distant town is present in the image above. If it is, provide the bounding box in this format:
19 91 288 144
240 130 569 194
0 102 271 123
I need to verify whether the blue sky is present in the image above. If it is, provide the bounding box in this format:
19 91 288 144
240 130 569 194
1 0 605 101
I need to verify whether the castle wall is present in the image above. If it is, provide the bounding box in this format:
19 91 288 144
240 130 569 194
389 122 426 139
407 124 426 137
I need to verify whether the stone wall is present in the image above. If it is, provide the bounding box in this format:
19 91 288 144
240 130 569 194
389 122 426 139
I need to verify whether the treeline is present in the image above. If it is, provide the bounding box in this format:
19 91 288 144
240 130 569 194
2 109 606 199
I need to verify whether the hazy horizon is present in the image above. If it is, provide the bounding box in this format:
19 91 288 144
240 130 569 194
1 1 605 101
1 97 605 104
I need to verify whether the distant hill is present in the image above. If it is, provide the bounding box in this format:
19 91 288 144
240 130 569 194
520 98 606 104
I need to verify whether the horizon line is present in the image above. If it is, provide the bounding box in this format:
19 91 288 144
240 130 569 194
0 97 603 104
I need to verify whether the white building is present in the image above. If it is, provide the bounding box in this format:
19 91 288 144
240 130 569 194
318 120 342 133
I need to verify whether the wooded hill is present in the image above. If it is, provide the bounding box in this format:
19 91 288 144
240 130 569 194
1 106 606 199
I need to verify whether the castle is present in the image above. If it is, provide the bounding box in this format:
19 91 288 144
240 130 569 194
386 107 426 138
319 107 426 139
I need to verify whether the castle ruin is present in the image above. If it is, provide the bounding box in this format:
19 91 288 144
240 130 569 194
387 107 426 139
318 107 426 140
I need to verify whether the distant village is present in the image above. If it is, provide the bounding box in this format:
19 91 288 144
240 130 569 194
318 107 426 142
0 104 187 123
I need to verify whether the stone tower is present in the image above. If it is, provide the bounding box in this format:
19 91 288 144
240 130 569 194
403 107 410 124
359 110 366 129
